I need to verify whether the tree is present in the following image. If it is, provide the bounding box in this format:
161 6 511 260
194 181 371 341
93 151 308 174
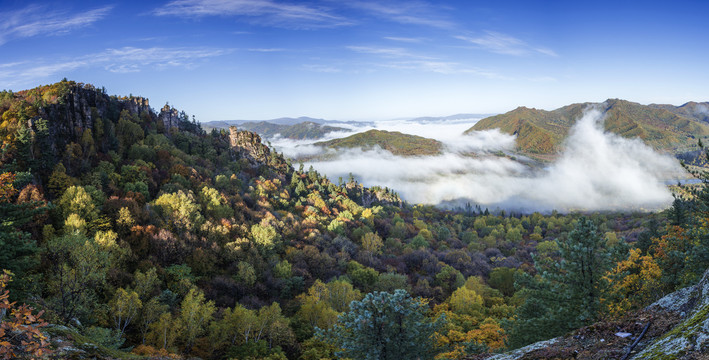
0 173 46 298
153 190 203 232
0 270 51 359
448 286 484 318
361 232 383 254
147 312 181 351
552 217 609 325
488 267 517 298
110 288 142 336
208 304 258 352
296 280 340 332
602 248 662 317
435 265 465 295
178 287 215 351
44 233 112 324
510 217 611 348
57 185 99 222
137 297 168 344
250 223 280 253
133 268 160 301
321 289 444 360
46 163 75 199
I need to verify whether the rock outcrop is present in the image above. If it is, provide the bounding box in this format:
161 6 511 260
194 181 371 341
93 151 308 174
36 83 153 157
159 104 181 131
633 269 709 358
228 126 290 175
475 268 709 360
229 127 272 162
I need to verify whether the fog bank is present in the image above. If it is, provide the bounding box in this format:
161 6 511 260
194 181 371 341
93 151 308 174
271 109 684 212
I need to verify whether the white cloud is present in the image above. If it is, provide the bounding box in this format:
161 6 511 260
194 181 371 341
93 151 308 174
0 47 231 86
273 109 684 212
347 46 431 59
347 1 454 29
154 0 350 29
384 36 426 43
0 5 112 45
302 64 342 73
247 48 285 52
346 45 504 77
456 31 558 57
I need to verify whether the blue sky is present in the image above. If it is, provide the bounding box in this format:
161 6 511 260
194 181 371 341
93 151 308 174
1 0 708 121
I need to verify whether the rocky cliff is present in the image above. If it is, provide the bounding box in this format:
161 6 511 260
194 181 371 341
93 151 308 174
228 126 291 175
31 83 152 156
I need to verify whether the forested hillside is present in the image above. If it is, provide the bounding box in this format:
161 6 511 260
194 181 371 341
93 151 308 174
1 80 708 359
314 129 443 156
468 99 709 158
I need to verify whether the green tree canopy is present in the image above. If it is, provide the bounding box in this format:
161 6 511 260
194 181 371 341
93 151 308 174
321 289 443 360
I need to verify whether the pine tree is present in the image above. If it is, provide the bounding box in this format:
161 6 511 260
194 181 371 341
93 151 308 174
550 217 608 326
321 289 443 360
510 217 610 348
0 173 47 299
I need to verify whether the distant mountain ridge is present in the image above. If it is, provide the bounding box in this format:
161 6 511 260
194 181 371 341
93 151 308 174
467 99 709 157
408 113 492 123
314 129 443 156
204 119 347 140
204 116 328 127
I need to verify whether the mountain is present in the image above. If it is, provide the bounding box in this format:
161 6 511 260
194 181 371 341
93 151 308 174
203 118 347 140
467 99 709 157
203 116 327 129
237 121 347 140
409 113 493 123
314 129 443 156
650 101 709 123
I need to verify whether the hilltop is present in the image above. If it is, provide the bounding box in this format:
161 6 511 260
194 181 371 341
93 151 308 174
468 99 709 158
314 129 443 156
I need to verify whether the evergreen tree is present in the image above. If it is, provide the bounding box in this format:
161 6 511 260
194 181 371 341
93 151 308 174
320 289 443 360
510 217 610 348
0 173 47 299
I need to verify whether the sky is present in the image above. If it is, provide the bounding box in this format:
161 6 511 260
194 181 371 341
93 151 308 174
1 0 709 121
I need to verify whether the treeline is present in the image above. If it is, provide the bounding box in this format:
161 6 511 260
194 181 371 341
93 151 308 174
0 80 707 359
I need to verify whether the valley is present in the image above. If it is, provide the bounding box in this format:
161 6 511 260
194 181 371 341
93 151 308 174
0 80 707 360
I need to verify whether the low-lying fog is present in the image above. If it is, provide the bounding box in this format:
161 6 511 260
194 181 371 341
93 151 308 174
269 108 686 213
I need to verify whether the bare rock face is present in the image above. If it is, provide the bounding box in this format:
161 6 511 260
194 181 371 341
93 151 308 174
228 126 290 175
229 127 271 161
159 104 181 131
125 96 150 117
633 269 709 359
474 268 709 360
37 84 152 157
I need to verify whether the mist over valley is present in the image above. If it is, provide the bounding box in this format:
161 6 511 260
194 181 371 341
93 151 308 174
214 104 690 212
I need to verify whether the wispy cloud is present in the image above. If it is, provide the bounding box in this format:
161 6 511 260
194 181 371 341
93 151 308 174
347 45 503 78
99 47 232 72
154 0 350 29
0 4 112 45
0 46 231 85
456 31 557 57
247 48 285 52
384 36 425 43
302 64 342 73
348 1 454 29
347 45 431 59
384 60 504 78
